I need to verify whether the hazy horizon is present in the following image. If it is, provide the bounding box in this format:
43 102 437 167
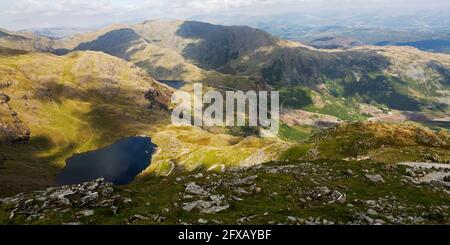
1 0 450 30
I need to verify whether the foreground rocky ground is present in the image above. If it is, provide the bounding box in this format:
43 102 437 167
1 159 449 225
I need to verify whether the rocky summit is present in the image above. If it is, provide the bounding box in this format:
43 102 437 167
1 158 449 225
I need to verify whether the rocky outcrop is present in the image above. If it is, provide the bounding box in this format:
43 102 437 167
181 182 230 214
0 94 30 144
144 87 171 110
0 119 30 144
0 80 13 89
0 93 10 103
0 178 130 222
365 174 385 184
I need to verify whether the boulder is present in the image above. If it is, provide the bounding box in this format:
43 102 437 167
331 190 347 204
365 174 385 184
185 182 209 196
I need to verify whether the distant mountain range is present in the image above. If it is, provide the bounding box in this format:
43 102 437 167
190 9 450 54
23 27 96 39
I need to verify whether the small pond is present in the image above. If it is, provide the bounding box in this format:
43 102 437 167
158 80 186 89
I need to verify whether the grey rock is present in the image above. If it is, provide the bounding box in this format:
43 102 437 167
62 222 83 225
360 213 374 224
374 219 386 225
155 215 166 223
225 175 258 186
57 197 71 206
77 209 94 217
135 214 149 220
201 204 230 214
316 186 331 195
365 174 385 184
182 200 212 212
405 168 416 177
231 196 244 201
126 214 151 224
209 194 225 203
85 181 99 191
331 190 346 204
367 209 378 216
198 218 208 224
79 191 99 206
194 173 204 178
185 182 209 196
234 187 250 195
287 216 297 222
182 199 229 213
101 187 114 196
49 188 76 200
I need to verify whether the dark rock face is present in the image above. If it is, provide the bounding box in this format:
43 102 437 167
145 88 170 110
0 80 13 89
0 121 30 144
0 93 10 104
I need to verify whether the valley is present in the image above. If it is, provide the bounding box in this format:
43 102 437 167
0 18 449 225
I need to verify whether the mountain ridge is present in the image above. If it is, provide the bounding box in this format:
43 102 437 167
1 19 449 125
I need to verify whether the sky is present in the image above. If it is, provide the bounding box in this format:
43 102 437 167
0 0 449 30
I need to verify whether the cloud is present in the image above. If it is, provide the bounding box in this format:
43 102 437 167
0 0 449 30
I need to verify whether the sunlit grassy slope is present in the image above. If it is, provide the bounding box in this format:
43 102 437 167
281 122 450 164
0 50 288 196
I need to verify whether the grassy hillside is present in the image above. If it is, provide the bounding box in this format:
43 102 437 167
0 50 287 197
309 122 450 160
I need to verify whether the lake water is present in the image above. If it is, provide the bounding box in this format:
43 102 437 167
56 137 156 186
158 80 186 89
423 121 450 131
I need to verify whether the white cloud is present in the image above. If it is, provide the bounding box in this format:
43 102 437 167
0 0 448 30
